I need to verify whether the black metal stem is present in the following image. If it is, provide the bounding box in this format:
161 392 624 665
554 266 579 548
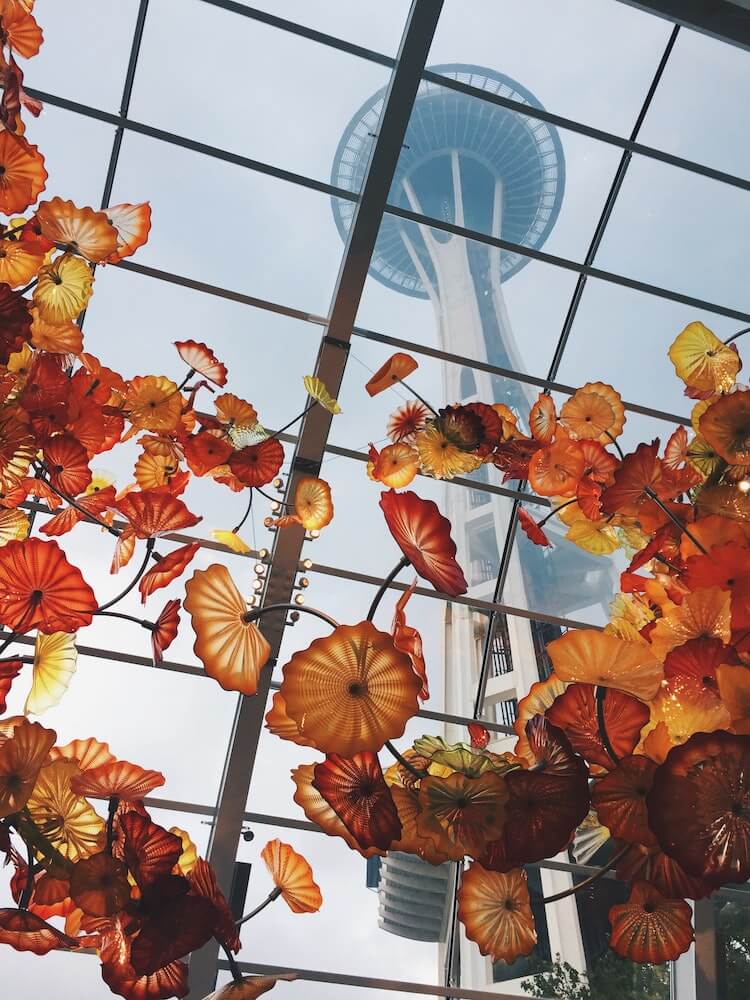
595 686 620 766
0 632 18 656
95 539 154 612
366 556 410 621
236 886 282 927
538 497 578 529
94 609 154 630
643 486 708 555
19 839 35 910
254 485 295 510
541 843 630 904
604 429 625 460
384 740 428 780
34 466 120 537
724 325 750 346
220 942 243 984
242 603 339 629
397 378 438 416
232 491 254 533
106 796 119 853
267 399 318 441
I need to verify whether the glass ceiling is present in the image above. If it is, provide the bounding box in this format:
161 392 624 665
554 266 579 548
7 1 750 998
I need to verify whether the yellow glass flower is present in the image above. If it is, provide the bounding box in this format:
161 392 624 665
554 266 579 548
669 321 740 394
33 253 94 323
170 826 199 875
27 760 105 861
0 507 29 546
560 382 624 443
0 238 45 288
415 424 482 479
649 586 732 662
547 629 663 701
211 530 252 554
24 632 77 716
303 375 341 414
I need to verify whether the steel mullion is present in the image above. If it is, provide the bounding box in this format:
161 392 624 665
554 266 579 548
23 86 358 204
384 202 750 324
197 0 397 68
186 6 444 994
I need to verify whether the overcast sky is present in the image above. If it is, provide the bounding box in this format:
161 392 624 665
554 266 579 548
4 1 750 998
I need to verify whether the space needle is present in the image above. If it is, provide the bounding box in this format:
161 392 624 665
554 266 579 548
332 67 616 986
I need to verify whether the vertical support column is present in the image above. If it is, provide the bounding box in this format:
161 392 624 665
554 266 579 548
185 3 443 995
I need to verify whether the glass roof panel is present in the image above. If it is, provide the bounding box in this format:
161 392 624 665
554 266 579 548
25 105 114 207
594 154 750 315
226 0 410 56
555 276 737 423
638 27 750 180
427 0 673 136
355 221 580 380
29 0 139 111
129 0 393 192
109 131 345 316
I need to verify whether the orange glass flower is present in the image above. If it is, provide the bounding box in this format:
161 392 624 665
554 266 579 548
561 381 625 443
291 762 383 858
120 812 183 889
527 431 585 497
699 392 750 465
0 132 47 215
370 442 419 489
609 881 693 963
103 202 152 262
174 339 228 387
139 542 200 603
365 352 418 397
648 586 732 662
528 393 556 443
457 864 536 963
42 433 92 496
69 852 130 917
0 908 77 955
0 238 45 288
280 620 420 756
294 476 333 530
0 537 96 633
591 755 657 846
185 430 232 477
313 751 401 851
229 438 284 487
380 489 467 596
647 730 750 884
0 718 56 817
184 564 271 696
260 838 322 914
546 683 649 771
517 507 550 547
391 580 429 701
417 770 507 860
116 490 201 539
546 629 663 701
125 375 183 434
35 198 118 262
70 760 165 800
265 691 314 747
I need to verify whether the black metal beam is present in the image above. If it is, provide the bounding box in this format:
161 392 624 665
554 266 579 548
616 0 750 50
185 4 444 994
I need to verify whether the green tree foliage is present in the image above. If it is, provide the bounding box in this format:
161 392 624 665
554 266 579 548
521 951 669 1000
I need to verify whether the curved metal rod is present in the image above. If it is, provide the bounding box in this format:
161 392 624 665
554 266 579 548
242 603 339 630
95 539 154 612
540 843 630 904
236 887 282 927
725 324 750 346
595 686 620 767
384 739 428 780
643 486 708 555
366 556 410 622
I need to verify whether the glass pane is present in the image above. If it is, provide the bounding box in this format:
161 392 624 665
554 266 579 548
130 0 393 191
716 889 750 999
109 131 344 316
236 823 440 983
639 27 750 180
555 275 734 425
227 0 410 56
29 0 139 111
5 632 235 804
355 220 580 382
25 105 115 208
371 81 623 264
595 154 750 316
427 0 672 136
505 511 623 628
